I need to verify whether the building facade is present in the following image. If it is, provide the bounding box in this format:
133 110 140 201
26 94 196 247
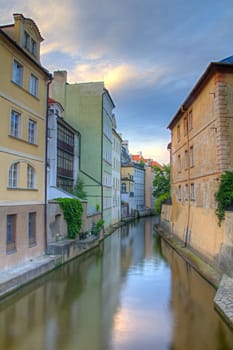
50 71 117 228
112 127 122 224
0 14 50 270
121 163 145 215
162 57 233 274
47 98 79 199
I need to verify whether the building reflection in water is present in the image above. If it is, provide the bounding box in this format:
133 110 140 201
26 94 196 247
0 217 232 350
161 240 233 350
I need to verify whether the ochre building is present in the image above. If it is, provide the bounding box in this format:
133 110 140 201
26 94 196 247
0 14 50 270
162 56 233 276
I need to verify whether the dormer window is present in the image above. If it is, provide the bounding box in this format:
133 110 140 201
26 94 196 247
31 38 36 55
24 30 37 56
24 31 30 50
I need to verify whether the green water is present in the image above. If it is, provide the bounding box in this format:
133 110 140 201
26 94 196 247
0 217 232 349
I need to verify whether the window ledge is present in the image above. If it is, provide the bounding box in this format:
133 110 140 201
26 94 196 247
7 187 38 191
11 80 40 100
7 249 17 255
8 135 38 147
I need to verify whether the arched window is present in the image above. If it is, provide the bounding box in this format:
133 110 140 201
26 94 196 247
8 163 19 188
121 183 126 193
27 164 35 189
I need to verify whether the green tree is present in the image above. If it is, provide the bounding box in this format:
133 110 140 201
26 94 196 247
153 164 171 214
72 177 87 199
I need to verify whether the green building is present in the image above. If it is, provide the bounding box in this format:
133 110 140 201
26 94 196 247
50 71 115 228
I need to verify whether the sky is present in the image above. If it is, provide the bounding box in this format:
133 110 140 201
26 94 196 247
1 0 233 164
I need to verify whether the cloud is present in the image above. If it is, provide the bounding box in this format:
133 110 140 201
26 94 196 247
1 0 233 163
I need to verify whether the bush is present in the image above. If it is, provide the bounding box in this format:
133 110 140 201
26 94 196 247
215 171 233 225
56 198 83 238
154 192 171 215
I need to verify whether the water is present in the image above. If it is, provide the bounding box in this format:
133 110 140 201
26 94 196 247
0 217 232 350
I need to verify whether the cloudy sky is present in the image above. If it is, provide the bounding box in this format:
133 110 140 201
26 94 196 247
1 0 233 163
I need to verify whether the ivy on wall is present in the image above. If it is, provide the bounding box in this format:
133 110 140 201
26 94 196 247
56 198 83 238
215 171 233 226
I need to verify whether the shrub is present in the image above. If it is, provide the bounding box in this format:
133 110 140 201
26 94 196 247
56 198 83 238
215 171 233 225
154 192 171 215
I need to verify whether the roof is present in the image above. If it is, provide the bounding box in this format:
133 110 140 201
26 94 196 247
167 59 233 129
0 27 51 78
48 97 64 111
220 55 233 64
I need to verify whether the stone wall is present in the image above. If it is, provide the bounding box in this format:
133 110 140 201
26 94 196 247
47 201 102 243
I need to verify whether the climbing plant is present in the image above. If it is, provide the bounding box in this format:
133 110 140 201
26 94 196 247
215 171 233 226
56 198 83 238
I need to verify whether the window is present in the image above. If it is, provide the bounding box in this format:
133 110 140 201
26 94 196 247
184 150 188 170
121 183 126 193
28 119 37 144
8 163 19 188
185 184 189 201
24 31 30 49
189 110 193 130
28 212 36 246
27 165 35 189
30 74 38 96
31 38 36 55
6 214 16 252
184 116 188 136
178 185 182 201
10 110 21 138
190 146 194 167
177 124 180 142
13 60 23 86
178 154 181 173
24 31 37 56
190 183 195 201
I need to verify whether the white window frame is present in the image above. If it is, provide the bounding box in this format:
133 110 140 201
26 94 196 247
10 110 21 138
8 163 19 188
27 164 35 189
30 74 38 96
28 119 37 144
13 60 23 86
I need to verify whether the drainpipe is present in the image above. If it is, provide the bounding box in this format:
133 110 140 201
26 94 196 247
185 120 191 247
44 74 53 253
101 92 104 221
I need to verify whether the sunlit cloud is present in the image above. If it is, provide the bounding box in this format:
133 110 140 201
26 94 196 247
68 61 168 92
1 0 232 164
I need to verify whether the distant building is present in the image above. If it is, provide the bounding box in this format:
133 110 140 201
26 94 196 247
0 14 50 270
131 153 162 213
162 56 233 275
121 162 145 214
50 71 117 228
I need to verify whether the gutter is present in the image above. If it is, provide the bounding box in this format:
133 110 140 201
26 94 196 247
44 74 53 253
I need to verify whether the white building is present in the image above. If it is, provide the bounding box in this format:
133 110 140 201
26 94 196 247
112 126 122 224
47 98 79 200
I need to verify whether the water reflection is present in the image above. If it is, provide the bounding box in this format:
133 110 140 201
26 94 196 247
0 217 232 350
161 240 233 350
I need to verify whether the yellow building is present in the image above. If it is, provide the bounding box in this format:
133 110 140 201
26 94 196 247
0 14 51 270
162 57 233 275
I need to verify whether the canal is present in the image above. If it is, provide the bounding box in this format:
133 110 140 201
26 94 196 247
0 217 232 350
